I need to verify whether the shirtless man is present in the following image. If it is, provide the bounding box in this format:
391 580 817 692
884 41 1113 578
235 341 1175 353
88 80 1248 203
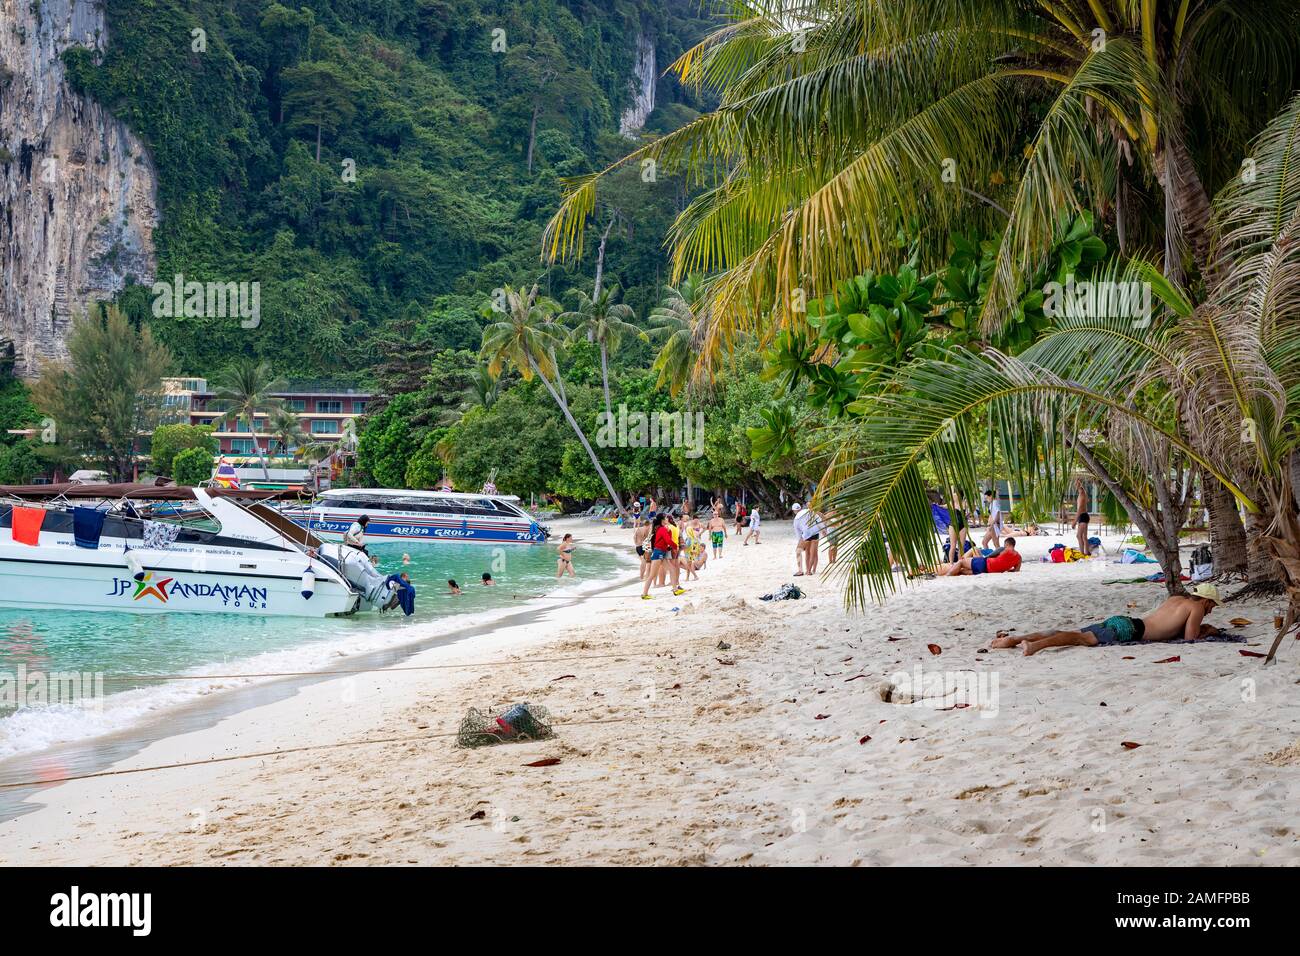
708 509 727 559
633 520 653 580
991 584 1221 656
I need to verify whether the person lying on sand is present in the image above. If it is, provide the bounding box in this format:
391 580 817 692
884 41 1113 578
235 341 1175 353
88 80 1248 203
991 583 1221 656
937 538 1021 576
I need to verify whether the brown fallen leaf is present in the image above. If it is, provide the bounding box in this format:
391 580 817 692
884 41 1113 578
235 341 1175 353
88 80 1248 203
1229 617 1253 627
1153 656 1181 664
1122 656 1136 660
1121 741 1142 750
715 657 735 665
887 637 904 642
469 810 486 820
523 757 561 767
927 643 942 655
551 674 577 682
815 714 831 720
1239 649 1267 658
844 674 868 682
858 735 872 745
1099 701 1107 707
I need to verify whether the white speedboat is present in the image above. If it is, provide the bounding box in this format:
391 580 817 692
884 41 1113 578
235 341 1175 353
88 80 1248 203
283 488 548 544
0 483 412 617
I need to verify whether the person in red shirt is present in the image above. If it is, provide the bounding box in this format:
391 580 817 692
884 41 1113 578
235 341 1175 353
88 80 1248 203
641 516 686 600
939 538 1021 576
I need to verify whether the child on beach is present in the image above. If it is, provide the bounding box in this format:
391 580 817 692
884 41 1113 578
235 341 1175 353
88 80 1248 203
556 533 576 579
743 506 761 545
981 489 1003 549
990 584 1221 656
708 510 726 558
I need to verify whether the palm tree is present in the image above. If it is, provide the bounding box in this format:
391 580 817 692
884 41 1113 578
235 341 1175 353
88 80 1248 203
647 276 706 398
544 0 1298 355
559 285 648 422
463 366 502 412
209 358 287 480
267 408 307 463
481 285 629 519
822 92 1300 660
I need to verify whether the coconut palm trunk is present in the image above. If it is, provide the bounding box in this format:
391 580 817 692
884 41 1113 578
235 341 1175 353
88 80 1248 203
529 357 627 519
1203 472 1248 576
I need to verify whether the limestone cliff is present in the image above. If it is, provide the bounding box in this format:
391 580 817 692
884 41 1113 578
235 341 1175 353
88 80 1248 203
618 30 656 138
0 0 158 378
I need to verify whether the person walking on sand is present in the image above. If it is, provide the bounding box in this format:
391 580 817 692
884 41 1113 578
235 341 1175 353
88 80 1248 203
708 509 726 559
556 533 576 579
1073 478 1092 555
804 506 824 575
733 500 748 536
642 515 686 600
990 584 1221 656
981 489 1003 549
792 503 814 575
633 520 652 580
743 505 762 545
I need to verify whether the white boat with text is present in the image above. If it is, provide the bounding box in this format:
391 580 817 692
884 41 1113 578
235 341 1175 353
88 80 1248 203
0 483 414 617
283 488 549 544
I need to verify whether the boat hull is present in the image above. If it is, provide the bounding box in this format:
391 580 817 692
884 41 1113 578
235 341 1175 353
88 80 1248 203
286 511 547 544
0 550 359 617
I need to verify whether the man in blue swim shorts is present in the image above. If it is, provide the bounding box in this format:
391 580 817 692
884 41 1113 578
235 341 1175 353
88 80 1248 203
990 585 1221 656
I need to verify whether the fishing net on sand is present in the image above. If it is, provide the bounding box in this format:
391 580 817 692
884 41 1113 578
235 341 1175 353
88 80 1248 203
457 702 555 748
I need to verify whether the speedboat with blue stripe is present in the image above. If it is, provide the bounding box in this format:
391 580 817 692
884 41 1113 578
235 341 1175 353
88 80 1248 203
284 489 549 544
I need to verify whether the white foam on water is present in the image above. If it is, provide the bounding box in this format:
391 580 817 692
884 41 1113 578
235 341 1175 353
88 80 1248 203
0 556 636 760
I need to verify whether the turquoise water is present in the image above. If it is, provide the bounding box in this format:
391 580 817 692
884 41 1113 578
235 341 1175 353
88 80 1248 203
0 540 627 757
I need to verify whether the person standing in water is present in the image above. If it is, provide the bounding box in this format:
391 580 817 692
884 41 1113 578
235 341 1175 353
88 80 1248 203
556 533 576 578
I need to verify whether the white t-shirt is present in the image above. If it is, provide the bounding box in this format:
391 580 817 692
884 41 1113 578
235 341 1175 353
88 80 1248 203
793 510 816 540
749 509 761 528
988 498 1002 527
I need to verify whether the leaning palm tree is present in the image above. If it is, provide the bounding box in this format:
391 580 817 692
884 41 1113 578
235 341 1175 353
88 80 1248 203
647 275 707 398
480 285 629 519
544 0 1298 359
559 285 648 422
209 358 287 480
823 91 1300 662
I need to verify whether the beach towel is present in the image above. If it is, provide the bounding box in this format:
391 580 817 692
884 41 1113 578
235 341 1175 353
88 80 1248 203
1119 548 1158 564
760 583 804 601
142 520 180 550
10 506 44 546
384 574 416 616
930 503 951 534
73 507 107 549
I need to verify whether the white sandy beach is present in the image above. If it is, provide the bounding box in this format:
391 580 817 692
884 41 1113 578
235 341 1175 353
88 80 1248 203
2 517 1298 866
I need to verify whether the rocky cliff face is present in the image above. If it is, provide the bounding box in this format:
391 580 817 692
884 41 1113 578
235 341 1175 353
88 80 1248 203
0 0 158 378
618 31 656 138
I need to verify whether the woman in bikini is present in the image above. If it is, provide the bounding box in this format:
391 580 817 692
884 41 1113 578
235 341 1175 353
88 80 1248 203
556 533 576 578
